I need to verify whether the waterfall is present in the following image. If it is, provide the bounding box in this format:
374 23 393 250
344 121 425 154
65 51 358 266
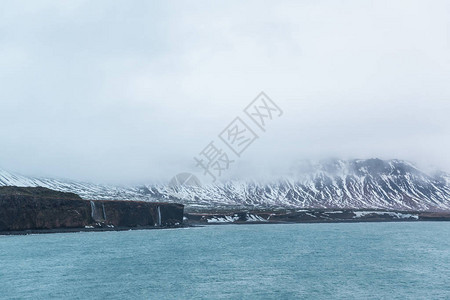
102 203 107 221
90 201 106 222
157 206 162 226
90 201 96 219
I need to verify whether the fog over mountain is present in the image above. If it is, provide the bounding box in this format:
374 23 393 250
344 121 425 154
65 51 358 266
0 1 449 183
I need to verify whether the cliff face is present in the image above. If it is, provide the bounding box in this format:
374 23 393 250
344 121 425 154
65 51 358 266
0 187 184 232
88 199 184 227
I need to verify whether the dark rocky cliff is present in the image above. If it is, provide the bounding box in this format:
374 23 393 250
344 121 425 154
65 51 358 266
0 186 184 232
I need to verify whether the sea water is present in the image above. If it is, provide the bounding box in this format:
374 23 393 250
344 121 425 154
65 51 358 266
1 222 449 299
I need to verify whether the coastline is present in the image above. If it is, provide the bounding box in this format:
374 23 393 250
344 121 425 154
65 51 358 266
2 209 450 235
184 209 450 225
0 224 188 236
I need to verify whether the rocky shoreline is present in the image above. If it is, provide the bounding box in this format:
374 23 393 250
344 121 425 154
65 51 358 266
0 186 184 235
0 224 187 236
184 209 450 225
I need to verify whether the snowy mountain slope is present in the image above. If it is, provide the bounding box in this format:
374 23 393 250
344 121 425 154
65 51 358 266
0 170 149 201
1 159 450 211
146 159 450 211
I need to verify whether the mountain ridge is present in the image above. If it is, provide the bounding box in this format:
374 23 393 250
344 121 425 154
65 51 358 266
1 158 449 211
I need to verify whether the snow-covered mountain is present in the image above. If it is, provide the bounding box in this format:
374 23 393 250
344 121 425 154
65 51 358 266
147 159 450 211
0 170 147 201
1 159 450 211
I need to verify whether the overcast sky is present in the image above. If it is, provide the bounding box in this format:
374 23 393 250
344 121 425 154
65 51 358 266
0 0 449 184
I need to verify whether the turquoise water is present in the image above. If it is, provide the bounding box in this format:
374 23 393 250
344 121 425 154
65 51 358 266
1 223 449 299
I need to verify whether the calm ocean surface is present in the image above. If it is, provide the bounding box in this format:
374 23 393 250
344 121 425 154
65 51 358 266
1 222 449 299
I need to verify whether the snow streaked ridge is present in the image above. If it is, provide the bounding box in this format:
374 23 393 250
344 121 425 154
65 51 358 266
0 170 152 201
146 159 450 211
1 158 450 211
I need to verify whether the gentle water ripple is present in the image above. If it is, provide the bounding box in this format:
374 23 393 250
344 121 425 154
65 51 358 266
1 223 449 299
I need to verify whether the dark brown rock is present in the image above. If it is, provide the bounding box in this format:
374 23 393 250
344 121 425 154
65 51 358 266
0 186 184 232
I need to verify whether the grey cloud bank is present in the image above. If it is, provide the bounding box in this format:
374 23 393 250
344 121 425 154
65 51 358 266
0 0 449 184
